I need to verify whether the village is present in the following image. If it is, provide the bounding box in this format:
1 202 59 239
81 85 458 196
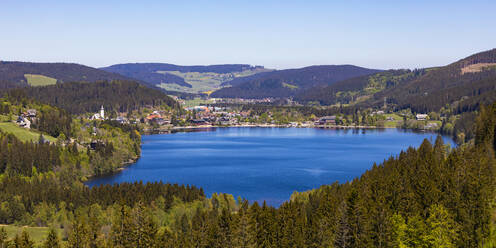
12 103 441 135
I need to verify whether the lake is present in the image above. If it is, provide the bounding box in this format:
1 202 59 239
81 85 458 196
86 127 454 206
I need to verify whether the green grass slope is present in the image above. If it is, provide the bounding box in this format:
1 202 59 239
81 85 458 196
24 74 57 86
0 122 56 143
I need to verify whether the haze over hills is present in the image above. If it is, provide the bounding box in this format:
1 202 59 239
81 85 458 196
210 65 382 99
0 61 135 89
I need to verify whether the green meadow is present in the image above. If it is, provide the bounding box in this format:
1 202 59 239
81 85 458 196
0 122 56 143
24 74 57 86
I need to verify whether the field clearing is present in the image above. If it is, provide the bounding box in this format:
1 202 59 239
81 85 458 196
182 98 215 108
24 74 57 86
156 68 269 94
282 83 298 89
0 225 64 245
0 122 56 142
461 63 496 74
384 113 402 127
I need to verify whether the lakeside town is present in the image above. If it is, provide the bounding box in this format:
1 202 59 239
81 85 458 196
12 97 444 135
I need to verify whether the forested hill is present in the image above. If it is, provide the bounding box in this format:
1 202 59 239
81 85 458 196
294 69 417 105
100 63 264 88
210 65 381 99
0 61 135 88
6 80 178 115
363 48 496 113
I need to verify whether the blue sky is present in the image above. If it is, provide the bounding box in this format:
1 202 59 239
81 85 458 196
0 0 495 69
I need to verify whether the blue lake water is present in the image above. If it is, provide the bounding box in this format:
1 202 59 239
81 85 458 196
86 127 454 206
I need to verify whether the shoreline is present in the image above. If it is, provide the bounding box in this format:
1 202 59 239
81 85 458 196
84 156 139 181
143 123 397 134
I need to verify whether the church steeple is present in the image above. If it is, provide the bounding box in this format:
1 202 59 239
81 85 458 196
100 105 105 119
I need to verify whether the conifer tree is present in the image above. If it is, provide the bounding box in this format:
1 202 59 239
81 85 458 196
0 227 6 248
43 228 61 248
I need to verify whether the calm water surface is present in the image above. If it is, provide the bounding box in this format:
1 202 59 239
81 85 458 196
86 127 453 206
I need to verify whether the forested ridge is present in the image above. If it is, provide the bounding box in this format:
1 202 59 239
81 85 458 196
211 65 381 99
4 81 179 115
294 49 496 114
294 69 420 105
0 61 134 89
366 49 496 113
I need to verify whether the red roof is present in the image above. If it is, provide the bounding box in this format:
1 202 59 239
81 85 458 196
146 114 162 120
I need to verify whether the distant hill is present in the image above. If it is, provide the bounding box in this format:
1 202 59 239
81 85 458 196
0 61 135 89
294 69 420 105
293 49 496 113
100 63 270 93
210 65 381 99
362 48 496 113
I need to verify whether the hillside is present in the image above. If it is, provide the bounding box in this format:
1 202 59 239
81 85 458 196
294 69 421 105
100 63 270 94
293 49 496 113
6 80 178 115
210 65 381 99
363 48 496 113
0 61 135 89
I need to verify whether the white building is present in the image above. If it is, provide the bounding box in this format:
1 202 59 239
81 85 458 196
91 106 105 120
16 116 31 129
416 114 428 121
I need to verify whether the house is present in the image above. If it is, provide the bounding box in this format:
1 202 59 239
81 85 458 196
115 116 128 124
145 113 170 125
416 114 428 121
26 109 37 117
318 116 337 125
190 119 208 125
219 117 234 125
16 116 31 129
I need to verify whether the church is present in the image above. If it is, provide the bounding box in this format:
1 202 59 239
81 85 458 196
91 106 105 120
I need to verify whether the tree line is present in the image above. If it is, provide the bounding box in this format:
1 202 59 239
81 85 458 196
4 80 179 115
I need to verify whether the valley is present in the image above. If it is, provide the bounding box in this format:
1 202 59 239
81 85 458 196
0 48 494 247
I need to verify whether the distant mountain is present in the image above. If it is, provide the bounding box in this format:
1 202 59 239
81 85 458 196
100 63 269 92
210 65 382 99
362 48 496 113
0 61 134 89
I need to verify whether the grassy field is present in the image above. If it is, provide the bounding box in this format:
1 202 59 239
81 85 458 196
24 74 57 86
182 98 215 108
282 83 298 89
384 113 402 127
0 225 64 245
0 122 56 142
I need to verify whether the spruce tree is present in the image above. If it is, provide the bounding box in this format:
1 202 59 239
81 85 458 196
43 228 61 248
